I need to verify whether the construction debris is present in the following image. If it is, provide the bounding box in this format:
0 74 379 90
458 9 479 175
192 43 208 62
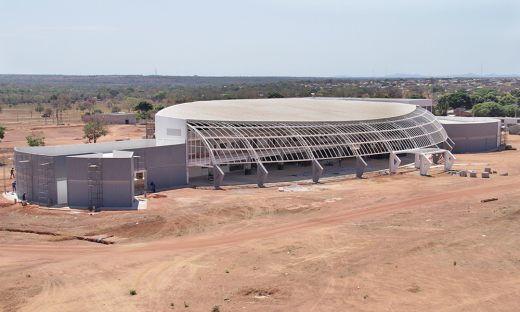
481 198 498 203
500 172 509 176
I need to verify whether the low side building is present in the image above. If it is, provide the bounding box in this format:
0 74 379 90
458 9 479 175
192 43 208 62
82 112 136 125
14 140 185 209
437 117 501 153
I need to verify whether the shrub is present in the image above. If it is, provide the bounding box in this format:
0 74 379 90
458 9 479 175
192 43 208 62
129 289 137 295
26 132 45 146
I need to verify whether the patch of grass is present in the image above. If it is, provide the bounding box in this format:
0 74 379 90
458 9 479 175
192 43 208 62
25 274 30 278
184 301 189 308
364 295 368 299
129 289 137 296
170 303 174 307
225 270 229 273
212 306 220 312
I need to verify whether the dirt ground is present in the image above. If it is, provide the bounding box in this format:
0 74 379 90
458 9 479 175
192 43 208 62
1 123 520 311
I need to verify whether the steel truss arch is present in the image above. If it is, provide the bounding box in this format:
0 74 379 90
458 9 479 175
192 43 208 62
186 107 448 167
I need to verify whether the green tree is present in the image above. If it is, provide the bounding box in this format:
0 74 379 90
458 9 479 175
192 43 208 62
109 89 119 98
152 103 165 113
152 91 167 102
266 91 284 98
111 105 121 113
43 107 53 117
503 104 519 117
222 93 234 99
6 96 18 105
407 94 425 99
93 108 103 114
83 116 109 143
134 100 153 112
438 93 473 111
0 126 5 140
77 102 87 111
123 97 138 112
483 93 498 103
315 89 330 97
35 105 44 113
471 95 485 106
431 86 444 93
26 132 45 146
499 94 516 106
472 102 504 117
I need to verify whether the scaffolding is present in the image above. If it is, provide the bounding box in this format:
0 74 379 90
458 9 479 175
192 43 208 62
15 153 33 201
133 151 146 172
37 155 54 206
133 151 146 195
146 122 155 139
87 160 102 209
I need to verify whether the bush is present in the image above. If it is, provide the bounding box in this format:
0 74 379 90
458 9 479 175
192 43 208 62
129 289 137 295
267 91 284 98
26 132 45 146
212 305 220 312
111 106 121 113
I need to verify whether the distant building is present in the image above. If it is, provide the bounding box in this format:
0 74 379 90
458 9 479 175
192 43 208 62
82 113 136 125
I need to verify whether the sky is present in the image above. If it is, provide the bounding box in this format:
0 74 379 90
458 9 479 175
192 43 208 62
0 0 519 77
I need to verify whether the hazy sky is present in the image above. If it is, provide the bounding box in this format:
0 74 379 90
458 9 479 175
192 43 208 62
1 0 519 77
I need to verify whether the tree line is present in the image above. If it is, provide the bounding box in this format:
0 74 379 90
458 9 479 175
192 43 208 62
436 88 520 117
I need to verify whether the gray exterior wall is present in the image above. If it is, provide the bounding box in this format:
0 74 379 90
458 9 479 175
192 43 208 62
67 156 134 209
83 113 136 125
441 121 500 153
14 140 187 208
122 144 187 191
14 151 59 205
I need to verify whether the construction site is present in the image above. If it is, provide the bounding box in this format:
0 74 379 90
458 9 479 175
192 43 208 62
1 99 520 311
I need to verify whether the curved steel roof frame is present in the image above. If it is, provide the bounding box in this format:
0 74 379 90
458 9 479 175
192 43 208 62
186 107 448 167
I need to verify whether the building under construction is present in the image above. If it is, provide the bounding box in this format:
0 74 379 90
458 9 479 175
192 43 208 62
15 98 457 209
